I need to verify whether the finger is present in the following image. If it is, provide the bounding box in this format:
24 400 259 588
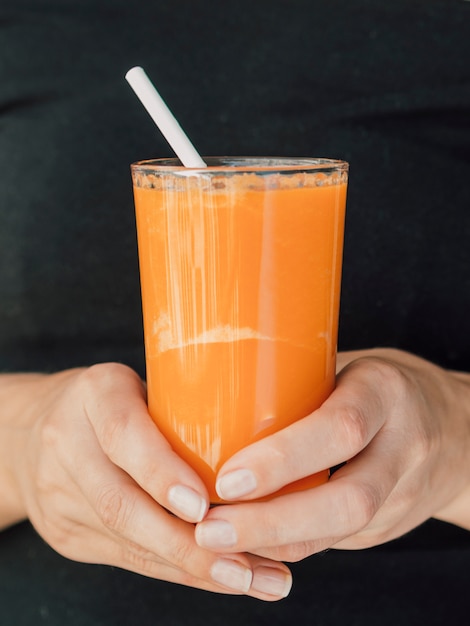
79 363 209 522
214 357 394 501
60 519 291 600
69 433 292 600
46 515 257 597
332 444 427 549
93 479 292 600
92 481 292 601
336 350 368 373
196 426 406 558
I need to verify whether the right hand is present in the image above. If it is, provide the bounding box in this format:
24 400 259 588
1 363 291 601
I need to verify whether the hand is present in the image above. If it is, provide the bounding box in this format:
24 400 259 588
195 349 470 562
1 363 291 600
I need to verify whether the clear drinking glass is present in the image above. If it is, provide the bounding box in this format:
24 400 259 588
131 157 348 502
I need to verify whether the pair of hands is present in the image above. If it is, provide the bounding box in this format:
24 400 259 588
2 349 470 601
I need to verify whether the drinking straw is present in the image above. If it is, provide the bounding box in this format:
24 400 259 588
125 66 207 168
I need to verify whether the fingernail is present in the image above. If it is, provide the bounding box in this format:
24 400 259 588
195 519 237 548
216 469 257 500
167 485 207 522
252 566 293 598
210 559 252 592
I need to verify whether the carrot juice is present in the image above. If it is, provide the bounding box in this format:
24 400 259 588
131 157 348 502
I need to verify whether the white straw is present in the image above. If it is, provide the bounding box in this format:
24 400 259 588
125 66 207 168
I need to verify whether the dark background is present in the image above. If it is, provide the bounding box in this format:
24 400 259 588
1 0 469 375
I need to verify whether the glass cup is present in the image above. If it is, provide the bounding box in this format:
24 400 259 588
131 157 348 502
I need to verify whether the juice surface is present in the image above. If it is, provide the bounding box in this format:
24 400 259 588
133 170 347 501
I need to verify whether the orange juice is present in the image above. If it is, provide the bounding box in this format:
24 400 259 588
132 157 348 502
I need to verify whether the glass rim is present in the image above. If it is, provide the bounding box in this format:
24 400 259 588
131 156 349 175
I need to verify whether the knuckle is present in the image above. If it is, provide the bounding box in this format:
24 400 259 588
80 362 132 389
34 462 57 496
122 539 158 572
254 441 290 484
78 363 143 461
337 405 369 455
359 355 409 395
96 485 134 534
79 362 142 409
252 499 297 549
39 417 61 450
410 425 434 468
279 541 317 563
39 416 64 460
164 536 194 569
98 409 130 461
258 506 291 546
337 481 381 533
262 538 332 563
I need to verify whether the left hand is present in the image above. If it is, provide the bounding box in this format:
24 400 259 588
195 349 470 562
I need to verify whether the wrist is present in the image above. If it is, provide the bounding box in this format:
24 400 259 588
0 373 48 529
434 369 470 530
